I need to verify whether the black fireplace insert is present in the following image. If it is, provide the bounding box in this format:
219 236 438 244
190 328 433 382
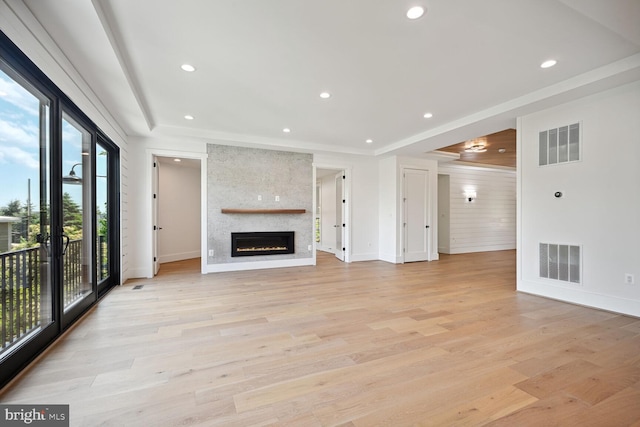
231 231 295 257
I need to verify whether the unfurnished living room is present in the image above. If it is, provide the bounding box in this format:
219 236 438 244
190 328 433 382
0 1 639 426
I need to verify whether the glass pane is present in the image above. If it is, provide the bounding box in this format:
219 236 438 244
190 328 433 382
62 114 93 311
96 142 109 282
0 62 53 355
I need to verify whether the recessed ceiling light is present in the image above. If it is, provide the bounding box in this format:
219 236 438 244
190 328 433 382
184 115 194 120
181 64 196 72
320 92 331 99
366 139 373 144
540 59 557 69
407 6 425 20
423 112 433 119
283 128 291 133
174 158 181 162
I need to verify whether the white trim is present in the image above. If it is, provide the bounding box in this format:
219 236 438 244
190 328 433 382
206 258 314 273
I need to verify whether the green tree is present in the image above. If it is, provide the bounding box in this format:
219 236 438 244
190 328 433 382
62 192 83 229
0 199 22 217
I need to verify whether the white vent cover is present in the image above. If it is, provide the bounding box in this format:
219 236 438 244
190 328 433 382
539 123 580 166
539 243 581 284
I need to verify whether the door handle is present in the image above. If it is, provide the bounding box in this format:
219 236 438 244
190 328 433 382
61 234 70 255
425 225 430 228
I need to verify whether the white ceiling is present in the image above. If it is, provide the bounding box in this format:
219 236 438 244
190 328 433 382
21 0 640 156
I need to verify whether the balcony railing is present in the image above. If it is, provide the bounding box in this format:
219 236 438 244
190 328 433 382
1 239 97 356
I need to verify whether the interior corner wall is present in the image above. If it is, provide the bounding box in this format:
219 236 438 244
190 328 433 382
518 80 640 317
158 161 200 263
207 145 313 270
437 164 516 254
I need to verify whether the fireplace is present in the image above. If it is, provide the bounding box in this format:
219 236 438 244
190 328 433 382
231 231 295 257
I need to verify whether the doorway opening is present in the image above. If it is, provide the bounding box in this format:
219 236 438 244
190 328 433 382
148 150 207 277
315 167 350 262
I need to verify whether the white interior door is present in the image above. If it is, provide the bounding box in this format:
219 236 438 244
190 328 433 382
335 172 345 261
403 168 430 262
152 157 160 275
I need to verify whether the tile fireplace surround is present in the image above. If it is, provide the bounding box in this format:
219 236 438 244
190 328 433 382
206 144 313 270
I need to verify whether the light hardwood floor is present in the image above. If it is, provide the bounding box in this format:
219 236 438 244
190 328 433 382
2 251 640 426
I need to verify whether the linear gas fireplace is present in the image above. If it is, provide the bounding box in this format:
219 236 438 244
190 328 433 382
231 231 295 257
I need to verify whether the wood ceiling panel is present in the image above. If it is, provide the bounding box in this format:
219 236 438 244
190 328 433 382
438 129 516 168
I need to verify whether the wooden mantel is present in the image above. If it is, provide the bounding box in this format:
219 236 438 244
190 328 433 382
221 208 306 214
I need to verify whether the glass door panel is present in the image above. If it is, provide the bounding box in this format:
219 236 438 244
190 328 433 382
96 142 109 284
0 62 53 357
61 113 94 313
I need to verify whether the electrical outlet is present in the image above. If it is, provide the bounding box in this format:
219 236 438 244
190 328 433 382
307 245 312 251
208 249 214 257
625 274 635 285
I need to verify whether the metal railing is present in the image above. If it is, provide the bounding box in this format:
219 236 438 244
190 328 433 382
1 239 92 355
1 245 43 354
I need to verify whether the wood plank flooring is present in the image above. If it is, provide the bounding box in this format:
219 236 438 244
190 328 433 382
2 250 640 426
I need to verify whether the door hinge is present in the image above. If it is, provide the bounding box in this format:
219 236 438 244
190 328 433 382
153 225 157 230
342 247 345 251
153 162 157 167
153 257 157 262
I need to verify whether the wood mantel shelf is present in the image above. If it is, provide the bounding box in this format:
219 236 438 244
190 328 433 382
221 208 306 214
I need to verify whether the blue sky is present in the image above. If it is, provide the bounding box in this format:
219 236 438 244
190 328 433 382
0 68 106 214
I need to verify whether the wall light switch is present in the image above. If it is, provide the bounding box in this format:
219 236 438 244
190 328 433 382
275 195 280 202
258 195 262 201
208 249 214 257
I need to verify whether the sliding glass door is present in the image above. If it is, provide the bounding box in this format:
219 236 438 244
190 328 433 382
0 30 120 387
0 59 56 366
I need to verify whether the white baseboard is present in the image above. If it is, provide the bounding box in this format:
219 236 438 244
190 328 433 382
518 279 640 318
159 251 200 264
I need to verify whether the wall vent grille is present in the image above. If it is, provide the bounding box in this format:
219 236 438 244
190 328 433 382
539 122 580 166
539 243 581 284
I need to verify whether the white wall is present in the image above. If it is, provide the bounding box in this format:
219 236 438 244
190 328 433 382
518 80 640 317
158 160 200 263
438 164 516 254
